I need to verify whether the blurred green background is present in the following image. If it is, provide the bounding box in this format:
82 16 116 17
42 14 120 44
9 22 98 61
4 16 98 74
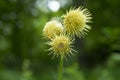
0 0 120 80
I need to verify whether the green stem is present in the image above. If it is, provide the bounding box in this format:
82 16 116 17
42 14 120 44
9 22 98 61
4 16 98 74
58 56 63 80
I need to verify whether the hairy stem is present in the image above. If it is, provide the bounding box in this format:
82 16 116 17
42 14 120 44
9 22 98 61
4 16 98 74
58 56 63 80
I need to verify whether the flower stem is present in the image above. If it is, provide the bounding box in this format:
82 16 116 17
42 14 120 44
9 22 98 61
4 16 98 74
58 56 63 80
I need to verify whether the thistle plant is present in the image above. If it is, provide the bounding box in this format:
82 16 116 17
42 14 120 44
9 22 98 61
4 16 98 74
47 35 75 58
63 7 92 38
43 19 64 39
42 7 92 80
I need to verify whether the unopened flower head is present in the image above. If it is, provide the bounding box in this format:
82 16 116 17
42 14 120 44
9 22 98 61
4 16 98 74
43 20 63 39
63 7 92 37
47 35 75 58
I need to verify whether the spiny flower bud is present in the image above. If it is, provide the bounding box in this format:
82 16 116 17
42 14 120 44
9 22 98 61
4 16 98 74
63 7 92 38
47 35 75 58
43 20 63 39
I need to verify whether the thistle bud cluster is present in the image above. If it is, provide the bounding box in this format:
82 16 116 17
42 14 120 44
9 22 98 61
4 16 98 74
43 7 92 58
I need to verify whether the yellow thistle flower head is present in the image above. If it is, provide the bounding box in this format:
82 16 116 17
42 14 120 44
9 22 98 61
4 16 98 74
63 7 92 37
43 19 63 39
47 35 75 58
